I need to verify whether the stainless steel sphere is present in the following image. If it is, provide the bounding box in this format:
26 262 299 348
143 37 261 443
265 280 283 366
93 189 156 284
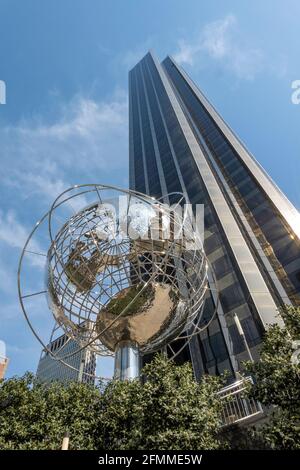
46 185 208 356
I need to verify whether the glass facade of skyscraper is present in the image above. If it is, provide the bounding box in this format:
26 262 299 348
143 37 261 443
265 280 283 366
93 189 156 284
129 51 300 379
36 331 96 385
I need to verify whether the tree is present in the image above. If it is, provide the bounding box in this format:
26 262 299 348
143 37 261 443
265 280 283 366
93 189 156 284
0 372 102 449
244 305 300 449
0 355 225 450
98 354 225 450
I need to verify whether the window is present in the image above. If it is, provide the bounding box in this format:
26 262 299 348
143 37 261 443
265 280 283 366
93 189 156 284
212 255 232 279
219 283 245 313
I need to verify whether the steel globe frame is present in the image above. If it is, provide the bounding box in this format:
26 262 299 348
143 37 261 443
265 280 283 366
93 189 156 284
18 184 218 381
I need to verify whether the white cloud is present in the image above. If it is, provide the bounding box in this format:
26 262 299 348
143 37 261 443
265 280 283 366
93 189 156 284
0 263 15 294
37 95 127 140
0 210 33 250
0 91 128 205
173 15 263 80
0 210 45 268
201 14 236 60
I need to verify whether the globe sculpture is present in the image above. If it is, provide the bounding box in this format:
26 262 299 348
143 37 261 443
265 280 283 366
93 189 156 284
18 184 209 380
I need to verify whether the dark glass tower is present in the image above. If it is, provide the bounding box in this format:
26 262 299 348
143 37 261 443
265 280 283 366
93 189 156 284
129 51 300 379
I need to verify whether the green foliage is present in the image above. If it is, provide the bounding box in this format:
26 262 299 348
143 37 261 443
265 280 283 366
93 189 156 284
220 424 269 450
0 355 224 450
4 307 299 450
244 305 300 449
0 372 102 449
98 355 224 450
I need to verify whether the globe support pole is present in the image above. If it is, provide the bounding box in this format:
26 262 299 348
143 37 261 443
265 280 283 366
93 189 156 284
114 341 140 380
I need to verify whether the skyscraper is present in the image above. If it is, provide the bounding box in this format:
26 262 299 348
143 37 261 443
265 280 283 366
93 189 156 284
0 340 9 380
0 354 9 380
129 51 300 379
36 324 96 385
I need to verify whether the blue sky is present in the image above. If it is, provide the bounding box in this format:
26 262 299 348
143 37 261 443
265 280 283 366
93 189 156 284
0 0 300 379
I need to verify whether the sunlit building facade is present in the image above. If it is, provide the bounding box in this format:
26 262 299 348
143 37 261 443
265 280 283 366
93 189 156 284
36 330 96 385
129 51 300 379
0 355 9 380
